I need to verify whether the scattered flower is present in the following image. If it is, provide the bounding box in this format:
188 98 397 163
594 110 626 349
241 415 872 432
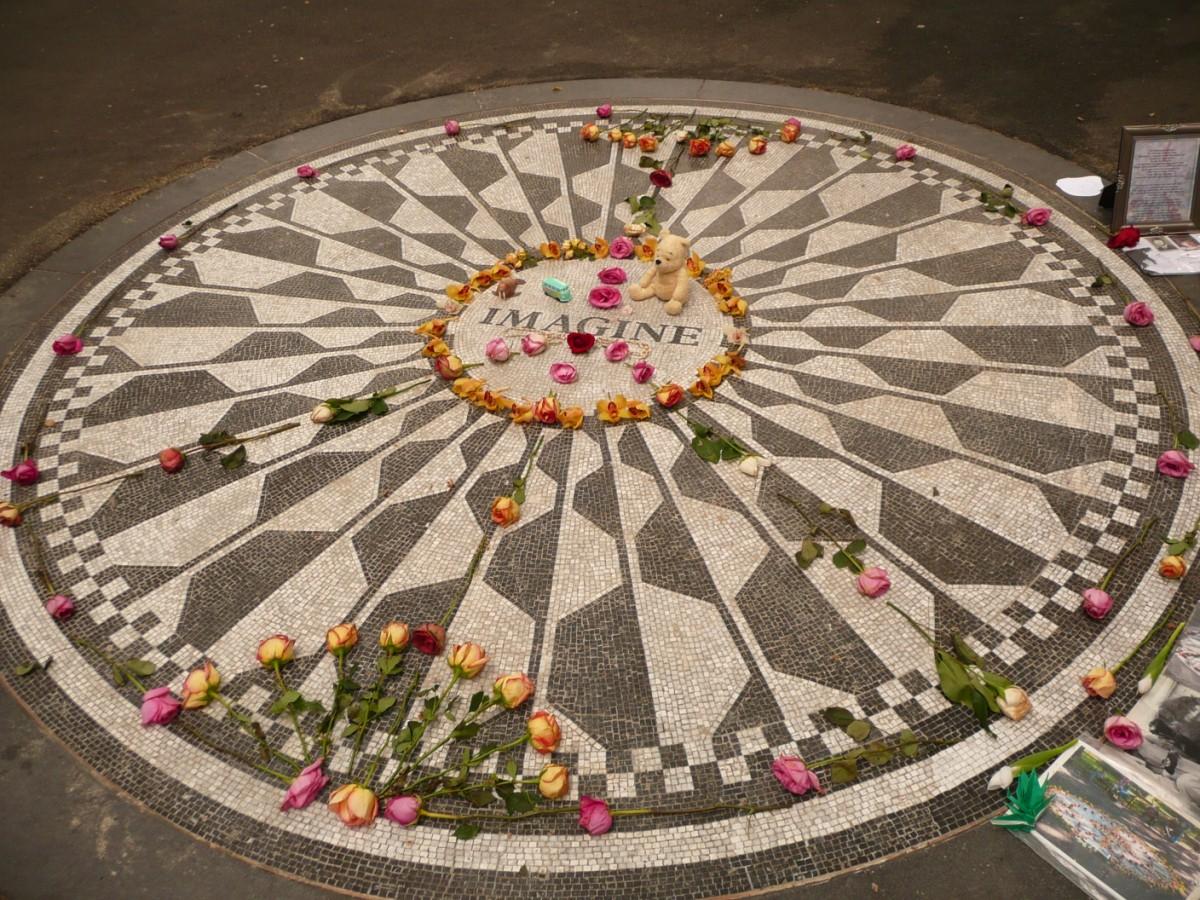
280 758 329 811
538 764 570 799
1080 588 1113 620
688 138 711 157
737 455 767 477
1107 226 1141 249
567 332 596 354
649 168 673 189
140 686 183 727
894 144 917 161
527 710 561 753
604 340 630 362
673 129 690 143
45 594 75 620
997 686 1032 721
655 383 685 408
724 324 750 346
326 624 358 655
1081 666 1117 698
580 123 601 142
621 131 637 149
772 756 824 796
491 495 521 526
1123 301 1154 326
1160 554 1186 579
493 673 534 709
631 360 655 384
638 133 658 152
181 661 220 709
329 784 378 827
592 237 610 259
521 333 547 356
1103 715 1143 750
434 355 465 380
443 119 460 136
1157 449 1194 479
550 362 577 384
533 396 559 424
856 566 891 598
413 623 446 656
622 223 646 238
716 140 737 158
588 286 622 309
609 236 635 259
51 334 84 356
634 238 657 261
597 266 627 285
379 621 410 651
0 502 22 528
158 234 179 251
779 124 799 144
1020 207 1052 227
447 642 489 679
596 103 612 119
1 459 39 485
469 270 494 291
987 766 1014 791
296 164 317 179
384 795 421 826
444 282 475 304
578 795 613 836
485 337 511 362
558 406 584 429
607 127 623 143
158 447 185 473
256 634 295 668
422 337 450 358
539 241 562 260
748 135 768 154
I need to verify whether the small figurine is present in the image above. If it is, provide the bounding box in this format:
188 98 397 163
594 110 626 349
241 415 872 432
628 228 692 315
542 277 572 303
495 276 524 299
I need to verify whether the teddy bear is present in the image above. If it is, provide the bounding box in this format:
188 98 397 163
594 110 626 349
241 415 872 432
628 227 692 316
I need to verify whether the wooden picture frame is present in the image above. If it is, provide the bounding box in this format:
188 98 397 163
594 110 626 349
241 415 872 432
1112 124 1200 234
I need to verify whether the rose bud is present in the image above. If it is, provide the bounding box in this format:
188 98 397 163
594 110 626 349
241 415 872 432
45 593 76 620
384 794 421 826
607 127 623 142
158 447 185 473
649 168 673 189
673 129 690 143
444 119 461 136
328 783 378 827
604 340 630 362
1081 666 1117 698
655 383 685 408
779 124 799 143
1103 715 1143 751
716 140 737 158
412 622 446 655
738 455 765 478
256 634 295 668
485 337 511 362
494 672 534 709
0 501 23 528
538 764 570 800
856 567 891 598
894 144 917 161
326 623 358 655
996 686 1031 721
296 164 317 179
310 402 336 424
447 641 489 678
638 133 658 152
688 138 711 157
1021 207 1052 227
434 355 465 380
521 333 547 356
580 123 601 142
0 458 38 485
280 758 329 811
140 686 183 726
1081 588 1113 620
1157 449 1194 478
527 710 562 753
1107 226 1140 249
491 495 520 526
987 766 1014 791
51 334 84 356
567 331 596 354
1160 554 1187 579
550 362 577 384
578 796 612 836
1138 675 1154 694
631 360 655 384
379 621 410 652
748 135 768 154
181 661 220 709
596 103 613 118
621 131 637 149
772 755 824 796
1123 301 1154 326
158 234 179 251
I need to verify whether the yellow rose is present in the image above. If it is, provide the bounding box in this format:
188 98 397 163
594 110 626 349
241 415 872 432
621 131 637 149
624 399 651 421
1160 555 1187 579
538 764 570 799
444 282 474 303
1081 667 1117 699
510 401 535 425
469 270 494 291
256 635 295 668
326 623 358 655
580 123 601 142
328 784 378 827
592 237 609 259
539 241 561 260
527 710 562 753
493 672 535 709
421 338 450 358
716 140 737 158
414 318 448 338
491 495 520 526
634 238 657 261
607 127 623 142
379 621 410 651
181 661 220 709
447 642 489 679
596 395 628 424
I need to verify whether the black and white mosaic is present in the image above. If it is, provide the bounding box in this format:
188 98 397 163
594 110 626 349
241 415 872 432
1 104 1198 897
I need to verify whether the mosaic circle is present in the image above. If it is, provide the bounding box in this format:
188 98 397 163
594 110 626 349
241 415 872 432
1 102 1197 897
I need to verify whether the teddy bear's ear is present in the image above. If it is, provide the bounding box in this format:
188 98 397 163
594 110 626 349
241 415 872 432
659 226 672 239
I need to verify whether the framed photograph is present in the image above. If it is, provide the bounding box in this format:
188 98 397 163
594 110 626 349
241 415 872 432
1112 125 1200 234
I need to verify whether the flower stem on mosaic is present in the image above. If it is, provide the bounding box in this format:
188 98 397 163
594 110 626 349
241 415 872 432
272 665 311 761
1157 391 1199 451
1112 609 1179 675
1095 516 1157 593
362 672 422 787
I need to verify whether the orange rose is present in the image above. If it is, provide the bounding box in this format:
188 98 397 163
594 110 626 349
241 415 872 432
749 135 768 154
421 337 450 358
379 621 410 651
1160 555 1187 579
533 396 559 424
689 138 711 157
717 352 746 373
704 267 732 287
708 278 733 299
491 496 520 526
539 241 561 260
655 383 685 408
689 379 715 399
592 237 609 259
490 262 513 280
493 672 535 709
415 318 448 338
527 710 562 753
638 133 658 152
580 123 601 142
558 406 584 429
433 355 464 380
1081 667 1117 699
780 123 800 143
510 401 535 425
444 282 474 303
686 253 705 278
482 389 512 412
596 395 628 424
447 642 489 679
256 634 295 668
538 764 570 799
451 377 485 401
328 784 378 827
326 623 358 654
716 140 737 158
699 362 725 387
607 127 623 142
181 661 220 709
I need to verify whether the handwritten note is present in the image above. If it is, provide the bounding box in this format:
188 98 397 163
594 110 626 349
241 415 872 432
1127 136 1199 225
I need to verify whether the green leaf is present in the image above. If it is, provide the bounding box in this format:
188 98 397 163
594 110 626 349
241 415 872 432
687 420 712 438
845 539 866 555
691 436 723 462
123 659 157 677
637 155 661 169
626 194 640 211
965 686 993 731
639 196 656 210
1003 203 1018 217
469 690 487 713
831 550 851 569
830 758 858 784
220 444 247 470
454 823 481 841
817 502 835 514
795 539 823 570
111 665 126 686
300 699 326 715
1167 540 1191 555
369 398 389 416
503 790 537 815
821 707 855 728
339 399 372 414
14 662 39 676
863 741 893 766
899 729 919 758
935 650 971 703
451 722 480 741
951 634 984 668
845 720 872 742
505 759 519 778
1178 430 1200 450
718 439 746 461
375 695 396 715
1001 184 1014 198
198 430 234 448
270 689 302 715
464 787 497 807
341 723 360 738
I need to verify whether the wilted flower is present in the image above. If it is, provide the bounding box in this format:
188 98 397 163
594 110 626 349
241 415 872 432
434 355 465 380
181 661 220 709
649 168 673 189
550 363 577 384
1123 301 1154 326
749 135 768 154
485 337 511 362
1021 207 1052 227
1107 226 1140 249
296 164 317 179
158 234 179 251
894 144 917 161
604 340 630 362
631 360 655 384
688 138 711 157
444 119 461 136
638 134 658 152
1160 555 1187 579
596 103 612 119
1157 450 1194 478
533 396 559 424
609 236 635 259
716 140 737 158
521 333 547 356
655 383 685 408
558 406 584 429
580 123 601 142
987 767 1014 791
856 567 891 598
1080 588 1113 620
0 502 22 528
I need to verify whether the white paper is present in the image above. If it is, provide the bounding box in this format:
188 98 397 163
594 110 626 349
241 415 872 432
1056 175 1106 197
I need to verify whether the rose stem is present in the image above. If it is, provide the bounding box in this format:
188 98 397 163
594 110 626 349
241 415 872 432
438 534 490 628
348 649 409 782
379 672 460 794
212 691 302 772
417 800 784 824
777 494 866 574
883 601 938 649
187 420 300 455
1096 516 1157 591
396 729 524 799
363 672 421 788
1113 611 1178 674
272 663 311 761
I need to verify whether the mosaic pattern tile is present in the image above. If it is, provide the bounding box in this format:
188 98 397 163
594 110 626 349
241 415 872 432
1 104 1198 898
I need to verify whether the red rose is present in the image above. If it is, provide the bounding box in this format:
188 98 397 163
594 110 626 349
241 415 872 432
688 138 711 158
649 168 673 188
412 623 446 655
158 448 185 474
1107 226 1141 249
566 332 596 354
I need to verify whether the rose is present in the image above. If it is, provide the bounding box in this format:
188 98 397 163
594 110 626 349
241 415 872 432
158 447 186 473
1021 207 1052 227
785 116 802 129
1103 715 1143 751
592 237 610 259
738 455 766 477
673 129 690 143
422 337 450 357
447 642 489 678
51 334 84 356
716 140 737 158
491 495 520 526
379 621 410 651
1081 666 1117 698
527 710 561 753
256 634 295 667
638 134 658 152
1157 450 1194 478
0 502 22 528
558 406 584 429
597 267 627 285
280 758 329 811
997 686 1031 721
533 396 559 424
1191 336 1200 353
549 362 577 384
622 223 646 238
1107 226 1140 249
567 332 596 354
296 164 317 178
412 623 446 655
894 144 917 161
1 458 39 485
181 661 220 709
158 234 179 251
780 124 799 143
604 340 630 362
1123 301 1154 326
578 796 612 836
434 355 465 379
45 593 75 620
588 286 622 309
538 764 570 799
649 168 673 188
748 135 768 154
772 756 824 796
1081 588 1113 620
140 686 182 727
1160 555 1186 579
494 672 534 709
521 333 547 356
607 127 623 143
595 103 612 119
485 337 510 362
631 360 655 384
688 138 711 157
580 123 601 142
384 795 421 826
609 236 635 259
621 132 637 149
655 383 684 408
328 784 378 827
444 119 461 136
856 567 890 598
326 623 358 654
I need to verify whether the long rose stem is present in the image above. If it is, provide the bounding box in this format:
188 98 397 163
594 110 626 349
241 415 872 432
1113 611 1177 674
884 601 939 648
438 535 489 628
273 666 310 762
363 672 421 788
1097 516 1157 591
778 494 866 573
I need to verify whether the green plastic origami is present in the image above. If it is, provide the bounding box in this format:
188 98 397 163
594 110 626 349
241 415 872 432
990 771 1051 832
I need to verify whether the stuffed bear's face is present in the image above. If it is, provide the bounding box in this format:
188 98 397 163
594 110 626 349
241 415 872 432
653 234 691 274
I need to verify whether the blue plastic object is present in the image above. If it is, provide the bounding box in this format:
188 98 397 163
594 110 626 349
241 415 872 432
542 277 572 302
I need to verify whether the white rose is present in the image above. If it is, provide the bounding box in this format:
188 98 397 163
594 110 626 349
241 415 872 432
673 130 690 143
310 403 335 424
987 767 1014 791
1138 675 1153 695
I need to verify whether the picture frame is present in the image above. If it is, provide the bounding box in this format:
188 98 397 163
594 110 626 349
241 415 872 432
1112 124 1200 234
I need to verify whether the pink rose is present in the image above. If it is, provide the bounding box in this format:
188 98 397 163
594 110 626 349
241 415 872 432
1123 301 1154 326
51 334 84 356
444 119 461 136
1021 207 1052 227
158 234 178 251
588 285 622 309
785 116 802 128
631 360 655 384
45 593 75 620
649 169 673 189
856 566 890 598
1157 449 1194 479
485 337 511 362
384 794 422 826
521 333 547 356
605 340 630 362
597 267 627 285
1081 588 1113 620
596 103 613 119
140 686 182 726
550 363 577 384
609 236 635 259
280 758 330 810
1190 336 1200 353
296 164 317 179
894 144 917 161
1 458 39 485
1103 715 1143 751
578 796 613 836
772 756 824 796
